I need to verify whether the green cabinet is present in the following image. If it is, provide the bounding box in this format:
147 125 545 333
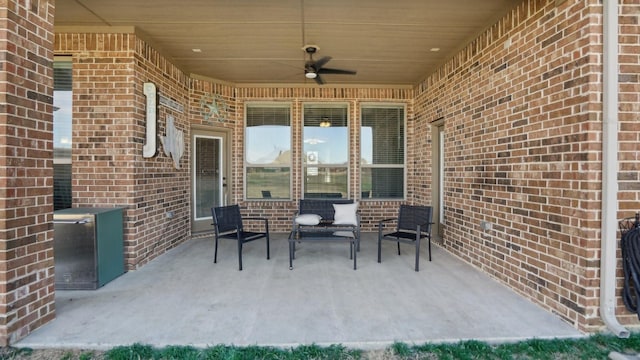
53 207 125 289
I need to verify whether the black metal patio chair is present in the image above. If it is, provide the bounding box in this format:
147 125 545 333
211 204 270 270
377 204 433 271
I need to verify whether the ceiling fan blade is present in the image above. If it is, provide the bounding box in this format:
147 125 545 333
314 74 325 85
314 56 332 69
318 67 357 75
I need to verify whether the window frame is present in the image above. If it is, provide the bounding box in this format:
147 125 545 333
243 102 293 201
302 102 351 199
359 102 407 201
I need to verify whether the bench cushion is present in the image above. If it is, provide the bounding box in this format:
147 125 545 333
295 213 322 225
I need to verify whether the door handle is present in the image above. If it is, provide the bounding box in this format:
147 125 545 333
53 218 91 224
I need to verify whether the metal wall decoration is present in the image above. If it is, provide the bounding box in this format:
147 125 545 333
160 115 185 169
199 93 229 123
143 82 157 158
159 94 184 114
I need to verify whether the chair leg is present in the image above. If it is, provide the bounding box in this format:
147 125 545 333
289 238 294 270
428 235 432 261
378 235 382 262
353 240 357 270
214 236 219 263
237 238 243 271
377 226 382 263
415 235 421 272
266 233 271 260
397 240 401 255
266 222 270 260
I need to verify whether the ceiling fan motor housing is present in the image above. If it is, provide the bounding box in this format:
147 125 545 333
304 45 319 78
303 44 319 54
302 44 355 84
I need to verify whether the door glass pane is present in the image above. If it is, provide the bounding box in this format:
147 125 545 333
194 136 221 219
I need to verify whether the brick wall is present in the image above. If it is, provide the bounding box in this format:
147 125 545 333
414 0 639 332
0 0 55 346
55 33 191 269
132 38 191 268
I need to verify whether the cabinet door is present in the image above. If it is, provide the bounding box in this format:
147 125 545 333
96 208 124 287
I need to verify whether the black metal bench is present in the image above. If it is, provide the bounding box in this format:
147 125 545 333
288 199 360 269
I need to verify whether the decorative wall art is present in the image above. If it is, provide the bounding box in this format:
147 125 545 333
143 82 157 158
159 93 184 113
199 93 230 123
160 115 185 169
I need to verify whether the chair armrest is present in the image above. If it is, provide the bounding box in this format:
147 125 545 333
244 217 269 227
243 217 268 221
243 217 269 231
416 221 435 234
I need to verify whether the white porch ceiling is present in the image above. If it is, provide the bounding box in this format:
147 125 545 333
55 0 521 86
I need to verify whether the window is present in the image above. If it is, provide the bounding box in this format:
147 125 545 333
303 104 349 199
245 104 291 199
53 57 73 210
361 105 405 199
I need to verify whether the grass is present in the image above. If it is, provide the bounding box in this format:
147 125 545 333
2 333 640 359
100 344 361 360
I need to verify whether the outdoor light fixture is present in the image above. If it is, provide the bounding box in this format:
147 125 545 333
319 117 331 127
305 71 317 79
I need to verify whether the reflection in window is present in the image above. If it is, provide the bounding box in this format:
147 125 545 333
245 104 291 199
303 104 349 198
53 58 72 210
361 105 405 199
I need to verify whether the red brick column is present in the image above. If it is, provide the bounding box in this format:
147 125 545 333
0 0 56 345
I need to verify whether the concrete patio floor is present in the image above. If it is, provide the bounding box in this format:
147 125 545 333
17 233 582 350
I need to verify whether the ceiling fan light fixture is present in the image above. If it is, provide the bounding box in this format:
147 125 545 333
305 71 317 79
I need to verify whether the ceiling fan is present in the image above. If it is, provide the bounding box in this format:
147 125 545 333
303 45 357 85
